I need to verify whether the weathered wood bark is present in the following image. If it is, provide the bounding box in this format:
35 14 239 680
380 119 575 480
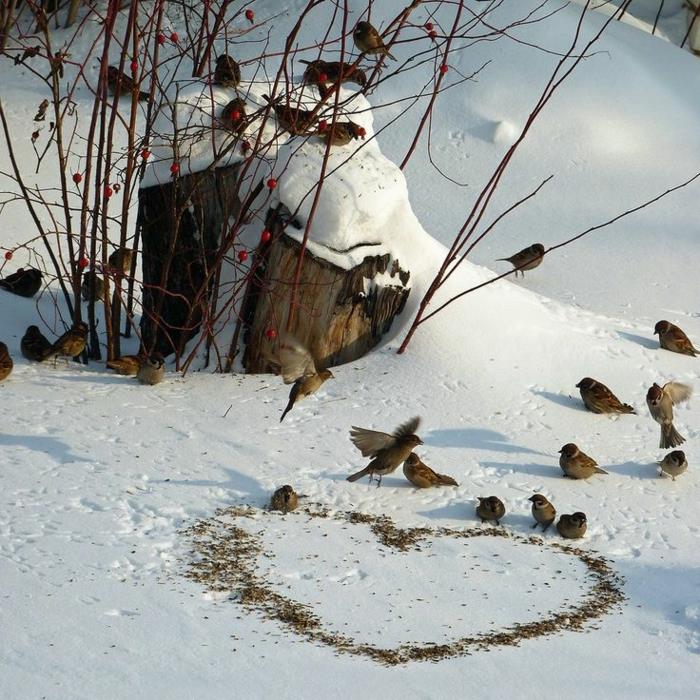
138 165 241 356
243 208 410 373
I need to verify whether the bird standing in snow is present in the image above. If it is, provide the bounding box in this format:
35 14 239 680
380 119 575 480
402 453 458 488
0 267 43 297
48 321 88 362
657 450 688 480
528 494 556 532
347 417 422 486
278 336 334 422
496 243 545 277
558 443 608 479
106 355 143 376
269 485 299 514
353 21 395 60
476 496 506 525
21 325 52 362
318 120 366 146
107 66 149 101
0 342 13 381
646 381 692 449
654 320 697 356
576 377 635 414
556 512 587 539
137 353 165 385
220 98 247 135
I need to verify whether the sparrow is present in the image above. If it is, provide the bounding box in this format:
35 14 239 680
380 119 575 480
108 248 133 275
575 377 635 414
528 494 556 532
318 120 366 146
262 94 317 135
301 59 367 97
657 450 688 481
402 452 458 488
106 354 143 376
48 321 88 361
107 66 149 101
20 325 52 362
353 21 395 60
496 243 545 277
476 496 506 525
213 54 241 87
558 443 608 479
81 271 106 302
654 320 697 357
137 353 165 385
556 512 587 539
646 381 692 449
220 98 247 135
347 416 423 486
0 267 43 297
0 342 13 381
278 336 334 422
269 485 299 514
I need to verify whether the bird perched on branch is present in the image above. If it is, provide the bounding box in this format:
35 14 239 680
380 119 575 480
476 496 505 525
213 54 241 88
576 377 635 414
81 271 106 302
556 512 587 539
107 66 149 101
106 355 143 376
278 336 334 422
496 243 545 277
137 353 165 385
353 21 395 60
657 450 688 481
646 381 692 449
301 59 367 97
654 320 697 357
0 267 43 297
347 417 423 486
558 443 608 479
262 94 317 135
21 325 52 362
402 452 458 488
269 485 299 514
0 342 13 381
528 494 556 532
220 98 248 135
48 321 88 362
318 119 366 146
108 248 133 275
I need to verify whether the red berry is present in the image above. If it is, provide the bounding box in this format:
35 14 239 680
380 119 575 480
104 185 113 198
170 32 179 43
241 140 251 154
440 64 448 75
238 249 249 263
260 229 272 244
265 327 277 340
130 60 138 74
266 178 277 190
31 130 39 141
156 33 166 46
318 119 328 132
170 162 180 175
318 72 328 83
141 149 151 160
357 126 366 137
78 256 89 270
425 22 434 31
230 110 241 121
429 30 437 40
4 250 12 261
245 9 254 23
72 172 83 184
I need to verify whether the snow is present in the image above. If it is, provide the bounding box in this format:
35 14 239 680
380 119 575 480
1 1 700 698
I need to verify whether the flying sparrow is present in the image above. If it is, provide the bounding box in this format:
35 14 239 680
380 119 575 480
496 243 545 277
278 336 334 422
106 355 143 376
528 494 556 532
476 496 506 525
213 54 241 88
654 320 697 357
48 321 88 361
402 452 458 488
347 416 423 486
558 443 608 479
556 512 587 539
657 450 688 481
137 353 165 385
269 485 299 514
107 66 149 101
353 21 395 60
0 342 13 381
81 271 106 302
318 120 366 146
20 325 52 362
0 267 43 297
220 98 247 135
646 381 692 449
576 377 635 414
262 93 317 135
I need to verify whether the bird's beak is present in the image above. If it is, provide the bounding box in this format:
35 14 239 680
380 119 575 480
575 381 581 388
418 438 424 445
557 448 563 454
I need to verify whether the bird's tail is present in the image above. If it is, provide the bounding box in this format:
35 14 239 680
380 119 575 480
279 398 294 423
594 467 608 475
436 473 458 486
346 467 370 482
661 423 685 449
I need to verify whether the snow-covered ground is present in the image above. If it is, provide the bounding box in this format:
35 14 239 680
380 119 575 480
1 1 699 698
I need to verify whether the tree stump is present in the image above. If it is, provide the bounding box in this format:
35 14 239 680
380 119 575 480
242 207 410 373
138 165 242 356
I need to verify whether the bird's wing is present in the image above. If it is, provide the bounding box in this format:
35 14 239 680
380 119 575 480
349 426 394 456
278 336 317 384
392 416 421 439
664 381 692 405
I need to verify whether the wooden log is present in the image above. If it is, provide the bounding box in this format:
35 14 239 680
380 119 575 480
138 165 241 356
242 208 410 373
